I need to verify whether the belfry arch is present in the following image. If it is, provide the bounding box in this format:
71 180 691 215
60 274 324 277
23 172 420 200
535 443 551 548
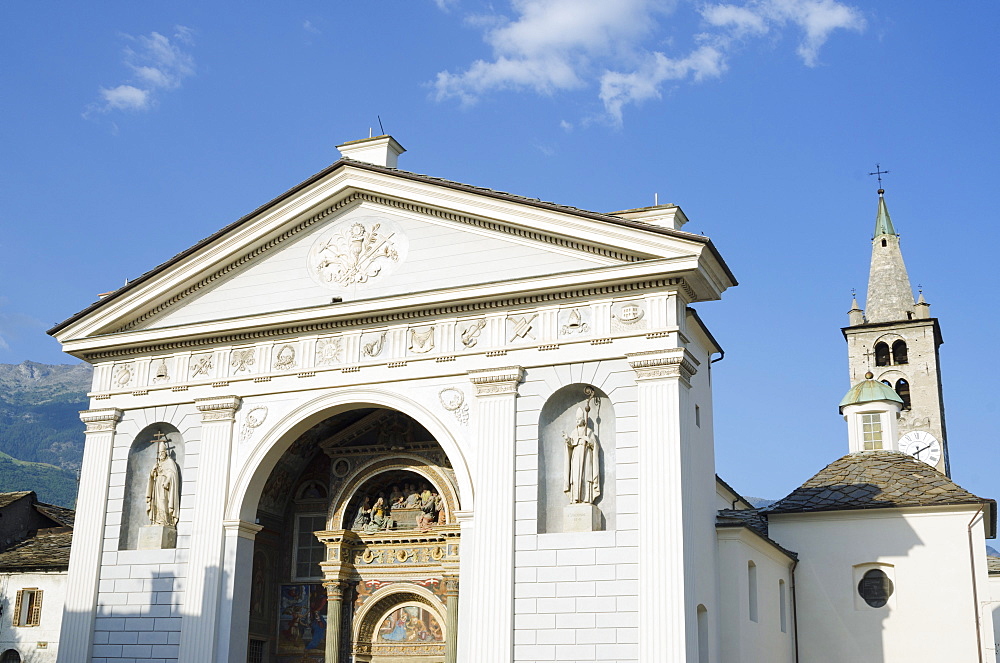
228 393 468 663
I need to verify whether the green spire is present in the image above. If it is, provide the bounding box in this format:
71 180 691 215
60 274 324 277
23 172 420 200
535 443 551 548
873 189 896 237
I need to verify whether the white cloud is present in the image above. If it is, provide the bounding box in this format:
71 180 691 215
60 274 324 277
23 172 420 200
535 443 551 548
99 85 151 111
303 20 321 34
87 26 196 116
433 0 864 122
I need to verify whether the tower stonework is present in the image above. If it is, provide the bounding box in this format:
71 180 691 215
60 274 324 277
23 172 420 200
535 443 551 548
842 189 950 475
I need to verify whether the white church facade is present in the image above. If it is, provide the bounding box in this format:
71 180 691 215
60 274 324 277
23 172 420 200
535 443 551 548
44 136 997 663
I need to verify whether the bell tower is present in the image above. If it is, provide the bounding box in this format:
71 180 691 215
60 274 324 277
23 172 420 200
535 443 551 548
842 188 950 475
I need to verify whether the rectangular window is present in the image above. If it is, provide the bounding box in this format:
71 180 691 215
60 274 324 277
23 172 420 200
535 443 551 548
861 413 883 450
247 638 265 663
779 579 787 633
293 514 327 580
13 588 43 627
748 561 758 623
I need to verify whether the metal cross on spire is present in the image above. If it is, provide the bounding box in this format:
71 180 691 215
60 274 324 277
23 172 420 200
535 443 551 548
868 163 890 190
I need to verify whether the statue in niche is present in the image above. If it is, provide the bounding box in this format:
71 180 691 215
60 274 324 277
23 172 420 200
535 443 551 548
146 433 181 526
364 497 392 533
562 389 601 505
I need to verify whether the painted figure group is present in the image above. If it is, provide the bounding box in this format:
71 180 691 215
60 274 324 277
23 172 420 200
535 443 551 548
352 483 445 533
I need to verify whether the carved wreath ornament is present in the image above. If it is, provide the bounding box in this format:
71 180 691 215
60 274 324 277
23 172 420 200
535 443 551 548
308 219 405 289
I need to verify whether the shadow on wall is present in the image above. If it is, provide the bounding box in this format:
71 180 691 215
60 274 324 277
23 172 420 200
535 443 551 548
56 564 236 662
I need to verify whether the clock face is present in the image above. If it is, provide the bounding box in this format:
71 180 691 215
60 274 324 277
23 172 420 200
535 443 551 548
900 431 941 466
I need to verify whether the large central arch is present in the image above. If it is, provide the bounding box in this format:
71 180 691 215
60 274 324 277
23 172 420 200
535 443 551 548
227 387 474 523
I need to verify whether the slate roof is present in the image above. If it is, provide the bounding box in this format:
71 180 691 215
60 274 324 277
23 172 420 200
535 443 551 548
988 556 1000 576
0 491 32 508
0 531 72 571
35 503 75 527
716 509 797 560
766 451 994 518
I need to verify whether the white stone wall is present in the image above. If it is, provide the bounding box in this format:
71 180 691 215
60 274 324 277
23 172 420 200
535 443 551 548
90 405 202 662
986 571 1000 662
769 506 996 663
715 529 795 663
0 570 67 663
512 361 640 662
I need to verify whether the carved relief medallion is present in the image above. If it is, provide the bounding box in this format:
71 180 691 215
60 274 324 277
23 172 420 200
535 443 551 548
152 358 170 383
560 308 590 336
112 363 134 388
460 319 486 348
231 349 256 374
439 387 469 424
316 337 343 366
363 331 388 358
307 217 407 290
507 313 537 342
273 344 297 370
612 301 647 331
240 406 268 441
409 326 435 354
190 353 213 378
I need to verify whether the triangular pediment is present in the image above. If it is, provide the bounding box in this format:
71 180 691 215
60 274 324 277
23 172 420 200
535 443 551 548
52 161 732 351
131 198 631 332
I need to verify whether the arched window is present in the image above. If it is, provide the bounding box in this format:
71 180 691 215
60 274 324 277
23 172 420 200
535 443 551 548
748 561 758 623
874 342 890 367
895 379 911 410
1 650 21 663
892 340 908 364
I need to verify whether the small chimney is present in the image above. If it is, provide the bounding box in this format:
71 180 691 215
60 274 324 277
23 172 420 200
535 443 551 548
609 204 689 231
337 135 406 168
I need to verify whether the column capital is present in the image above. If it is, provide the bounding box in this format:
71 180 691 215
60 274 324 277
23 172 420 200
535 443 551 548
443 575 460 597
79 408 124 433
323 579 349 600
626 349 699 384
195 395 242 422
467 366 524 397
222 519 263 540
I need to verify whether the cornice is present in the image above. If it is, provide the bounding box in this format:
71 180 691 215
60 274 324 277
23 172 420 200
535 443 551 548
114 191 646 334
75 276 693 361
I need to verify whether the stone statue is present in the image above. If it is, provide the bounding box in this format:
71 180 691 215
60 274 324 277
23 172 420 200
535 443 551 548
146 436 180 527
562 406 600 504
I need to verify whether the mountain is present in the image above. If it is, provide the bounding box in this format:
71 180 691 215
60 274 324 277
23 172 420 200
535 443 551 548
0 361 91 505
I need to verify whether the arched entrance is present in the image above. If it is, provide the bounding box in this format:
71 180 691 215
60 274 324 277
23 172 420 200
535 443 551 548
241 405 461 663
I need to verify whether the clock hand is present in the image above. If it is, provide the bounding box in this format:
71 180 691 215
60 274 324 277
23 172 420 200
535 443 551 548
914 444 931 459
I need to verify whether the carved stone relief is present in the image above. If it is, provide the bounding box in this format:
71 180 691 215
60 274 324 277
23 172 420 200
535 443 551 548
112 362 135 388
307 217 407 289
507 313 537 342
231 348 256 374
409 327 435 354
363 331 388 358
190 353 213 378
152 358 170 383
273 344 297 370
459 319 486 348
611 301 647 332
316 336 344 366
560 308 590 336
241 405 268 441
438 388 469 424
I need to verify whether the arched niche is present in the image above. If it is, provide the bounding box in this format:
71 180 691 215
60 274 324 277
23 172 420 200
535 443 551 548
353 587 447 662
537 384 615 533
119 423 184 550
334 461 458 532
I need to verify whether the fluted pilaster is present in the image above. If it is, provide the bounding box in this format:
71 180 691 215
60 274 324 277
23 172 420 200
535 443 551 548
458 366 522 663
218 519 262 663
628 350 698 662
178 396 241 663
57 408 123 663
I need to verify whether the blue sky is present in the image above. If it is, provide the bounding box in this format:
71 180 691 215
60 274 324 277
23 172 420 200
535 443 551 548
2 1 998 501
